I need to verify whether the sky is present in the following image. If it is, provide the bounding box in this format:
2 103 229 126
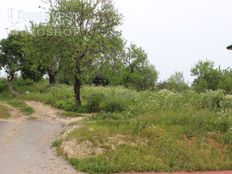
0 0 232 83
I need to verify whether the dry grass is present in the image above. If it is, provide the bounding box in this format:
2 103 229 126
0 104 10 119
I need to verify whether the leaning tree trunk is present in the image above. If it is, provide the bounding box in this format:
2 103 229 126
7 75 18 96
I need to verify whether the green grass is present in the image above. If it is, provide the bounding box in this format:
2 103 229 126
64 89 232 173
68 111 232 174
0 104 10 119
1 79 232 173
69 144 231 174
61 112 83 118
6 99 34 115
0 96 34 115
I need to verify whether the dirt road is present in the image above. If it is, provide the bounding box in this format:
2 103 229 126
0 101 81 174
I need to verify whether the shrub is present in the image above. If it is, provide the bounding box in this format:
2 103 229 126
200 90 224 110
223 129 232 144
55 98 77 111
86 93 105 113
216 109 232 133
0 79 7 93
102 98 125 113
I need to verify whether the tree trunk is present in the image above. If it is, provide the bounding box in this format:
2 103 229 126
48 71 56 86
74 76 81 106
7 75 18 96
74 58 83 106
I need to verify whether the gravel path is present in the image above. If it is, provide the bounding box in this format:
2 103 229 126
0 102 82 174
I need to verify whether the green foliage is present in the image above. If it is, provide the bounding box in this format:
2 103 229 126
68 110 232 174
157 72 189 92
51 140 62 148
83 86 134 113
0 78 7 92
86 93 105 113
22 84 78 112
7 99 34 115
0 31 26 76
69 140 230 174
55 99 78 112
60 86 232 174
0 30 39 95
102 97 125 113
190 60 232 94
49 0 124 104
224 130 232 144
123 44 158 90
218 69 232 94
23 23 66 84
2 80 232 173
191 60 222 92
61 112 83 118
0 95 34 115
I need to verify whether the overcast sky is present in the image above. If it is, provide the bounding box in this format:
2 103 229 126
0 0 232 83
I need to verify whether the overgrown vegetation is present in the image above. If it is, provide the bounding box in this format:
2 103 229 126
0 79 34 115
67 88 232 174
1 78 231 173
0 98 34 115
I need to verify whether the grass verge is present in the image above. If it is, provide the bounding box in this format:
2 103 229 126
0 96 34 115
0 104 10 119
66 112 232 174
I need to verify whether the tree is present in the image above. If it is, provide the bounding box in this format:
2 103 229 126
157 72 189 92
0 31 26 96
23 23 65 85
191 60 222 92
50 0 123 106
218 68 232 94
92 38 125 86
123 44 158 90
19 31 45 82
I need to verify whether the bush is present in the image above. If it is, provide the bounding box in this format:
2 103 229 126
86 93 105 113
55 98 77 112
102 98 126 113
223 128 232 145
224 129 232 144
0 79 7 93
